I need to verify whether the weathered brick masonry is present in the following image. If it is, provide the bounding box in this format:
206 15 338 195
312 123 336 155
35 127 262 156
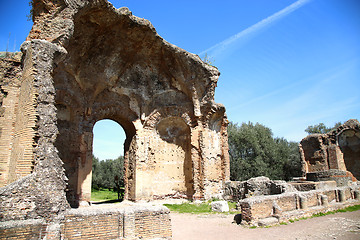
0 205 172 240
0 54 22 187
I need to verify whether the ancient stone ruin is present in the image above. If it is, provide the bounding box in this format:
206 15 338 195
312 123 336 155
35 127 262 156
222 121 360 227
225 176 360 226
0 0 229 238
299 119 360 185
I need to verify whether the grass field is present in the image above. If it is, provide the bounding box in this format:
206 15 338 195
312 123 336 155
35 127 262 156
164 202 212 213
164 201 238 214
91 188 119 202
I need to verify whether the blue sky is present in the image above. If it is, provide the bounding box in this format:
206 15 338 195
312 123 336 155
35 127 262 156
1 0 359 160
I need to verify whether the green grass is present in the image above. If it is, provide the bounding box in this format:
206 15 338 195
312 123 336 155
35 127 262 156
164 200 240 214
287 204 360 223
311 204 360 218
164 202 212 213
340 204 360 212
91 188 119 202
228 201 237 210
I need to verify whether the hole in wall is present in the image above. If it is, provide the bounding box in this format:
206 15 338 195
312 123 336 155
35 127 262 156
91 119 126 203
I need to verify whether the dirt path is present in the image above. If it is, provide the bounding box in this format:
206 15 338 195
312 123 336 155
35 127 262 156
171 210 360 240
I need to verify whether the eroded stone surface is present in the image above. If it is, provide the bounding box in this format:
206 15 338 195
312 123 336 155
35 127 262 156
211 201 229 212
224 176 297 201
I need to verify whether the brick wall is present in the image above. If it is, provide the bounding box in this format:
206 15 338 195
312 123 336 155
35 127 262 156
135 210 172 239
0 219 45 240
61 212 121 239
0 205 172 240
9 51 37 182
61 205 171 240
0 57 22 187
0 84 19 187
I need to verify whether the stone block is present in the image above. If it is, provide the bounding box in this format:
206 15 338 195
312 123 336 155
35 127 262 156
320 195 329 207
275 193 297 212
300 191 319 207
211 201 229 212
258 217 279 227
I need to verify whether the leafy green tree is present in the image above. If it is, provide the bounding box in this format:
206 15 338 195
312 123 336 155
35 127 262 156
228 122 302 181
91 155 124 191
305 122 342 134
275 138 302 180
92 156 102 190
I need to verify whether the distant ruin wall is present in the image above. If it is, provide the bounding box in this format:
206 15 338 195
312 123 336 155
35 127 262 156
299 119 360 182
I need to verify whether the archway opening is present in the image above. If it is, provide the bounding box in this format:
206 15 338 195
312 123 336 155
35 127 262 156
91 119 126 203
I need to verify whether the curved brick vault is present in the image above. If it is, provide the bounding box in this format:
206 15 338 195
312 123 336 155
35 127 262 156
0 0 229 219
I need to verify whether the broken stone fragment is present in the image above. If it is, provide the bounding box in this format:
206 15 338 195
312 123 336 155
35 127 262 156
211 201 229 212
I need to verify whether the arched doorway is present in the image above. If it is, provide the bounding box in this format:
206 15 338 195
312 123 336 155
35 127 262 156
91 120 126 202
54 107 136 207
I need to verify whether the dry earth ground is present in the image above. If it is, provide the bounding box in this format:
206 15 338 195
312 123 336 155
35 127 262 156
171 210 360 240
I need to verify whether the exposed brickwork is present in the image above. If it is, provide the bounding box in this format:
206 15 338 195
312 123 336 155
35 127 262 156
135 210 172 239
7 48 37 184
0 219 45 240
62 213 121 239
0 40 69 222
0 55 22 187
0 205 172 240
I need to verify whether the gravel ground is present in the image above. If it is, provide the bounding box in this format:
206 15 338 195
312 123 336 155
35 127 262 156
171 210 360 240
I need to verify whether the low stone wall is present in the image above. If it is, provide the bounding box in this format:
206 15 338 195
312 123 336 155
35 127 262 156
238 185 360 226
306 170 354 186
0 204 172 240
289 180 337 191
224 177 296 202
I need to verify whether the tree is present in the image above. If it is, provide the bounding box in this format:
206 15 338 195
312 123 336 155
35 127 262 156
228 122 302 181
275 138 302 180
91 155 124 192
305 122 342 134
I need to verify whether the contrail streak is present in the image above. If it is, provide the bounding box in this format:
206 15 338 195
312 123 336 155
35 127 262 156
199 0 311 56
